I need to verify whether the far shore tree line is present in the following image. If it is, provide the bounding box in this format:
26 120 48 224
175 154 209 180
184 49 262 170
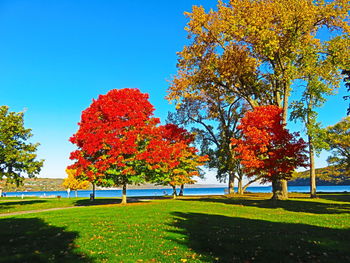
1 0 349 202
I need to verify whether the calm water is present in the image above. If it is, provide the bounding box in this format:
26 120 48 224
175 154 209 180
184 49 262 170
4 185 350 198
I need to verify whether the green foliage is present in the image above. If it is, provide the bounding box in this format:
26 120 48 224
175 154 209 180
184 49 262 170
0 106 43 186
326 116 350 175
290 100 329 155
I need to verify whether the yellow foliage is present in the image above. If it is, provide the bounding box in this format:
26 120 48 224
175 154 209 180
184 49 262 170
63 169 90 190
167 0 350 110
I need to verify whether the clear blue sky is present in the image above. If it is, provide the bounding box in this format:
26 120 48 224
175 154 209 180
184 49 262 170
0 0 348 183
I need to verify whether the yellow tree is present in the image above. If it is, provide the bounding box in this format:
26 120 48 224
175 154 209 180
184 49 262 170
168 0 350 200
63 169 90 198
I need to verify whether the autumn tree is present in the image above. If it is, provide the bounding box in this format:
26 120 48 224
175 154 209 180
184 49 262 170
63 169 89 198
151 124 208 198
0 106 44 186
69 88 161 204
168 0 350 199
326 116 350 177
231 106 308 200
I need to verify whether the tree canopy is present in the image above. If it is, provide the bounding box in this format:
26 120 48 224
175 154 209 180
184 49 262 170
0 106 44 185
69 88 162 203
154 123 208 197
231 105 308 199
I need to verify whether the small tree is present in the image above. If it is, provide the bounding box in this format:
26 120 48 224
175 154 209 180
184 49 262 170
63 169 89 198
231 106 308 200
326 116 350 176
151 124 208 199
0 106 44 185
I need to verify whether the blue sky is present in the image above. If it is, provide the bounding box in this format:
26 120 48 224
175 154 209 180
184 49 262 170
0 0 348 183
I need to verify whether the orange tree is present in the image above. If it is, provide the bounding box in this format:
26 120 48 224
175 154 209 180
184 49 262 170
231 106 308 200
148 124 208 198
68 88 162 204
62 169 89 198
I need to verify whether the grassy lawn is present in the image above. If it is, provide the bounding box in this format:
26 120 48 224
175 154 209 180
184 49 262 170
0 197 128 214
0 193 349 263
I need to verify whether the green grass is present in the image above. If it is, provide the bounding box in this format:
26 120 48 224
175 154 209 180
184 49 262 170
0 193 349 263
0 197 125 214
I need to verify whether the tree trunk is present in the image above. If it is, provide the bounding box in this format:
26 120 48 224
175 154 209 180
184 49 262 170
179 184 184 196
172 185 177 199
121 183 127 204
237 178 243 195
306 96 317 199
281 180 288 199
90 183 95 201
279 83 290 199
75 190 78 198
309 135 317 198
271 179 288 200
228 172 235 194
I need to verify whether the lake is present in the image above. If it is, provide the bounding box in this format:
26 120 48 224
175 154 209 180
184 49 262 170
3 185 350 198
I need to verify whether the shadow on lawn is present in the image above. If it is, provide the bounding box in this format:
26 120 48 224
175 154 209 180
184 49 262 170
73 196 169 207
74 198 120 206
0 200 48 210
0 217 93 263
179 196 350 214
170 212 350 263
317 193 350 203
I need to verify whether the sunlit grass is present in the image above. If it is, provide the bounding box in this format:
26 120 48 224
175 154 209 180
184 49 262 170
0 194 349 262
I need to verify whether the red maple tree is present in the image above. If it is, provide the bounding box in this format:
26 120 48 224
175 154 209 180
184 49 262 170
231 105 308 198
68 88 161 204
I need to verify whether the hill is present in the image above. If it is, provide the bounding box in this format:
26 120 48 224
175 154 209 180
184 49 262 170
0 178 66 192
289 166 350 186
0 178 224 192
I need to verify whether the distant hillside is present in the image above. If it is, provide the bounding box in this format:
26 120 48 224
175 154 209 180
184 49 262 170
0 178 66 192
289 166 350 186
0 177 224 192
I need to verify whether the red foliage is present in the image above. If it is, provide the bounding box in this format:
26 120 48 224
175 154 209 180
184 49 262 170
231 105 308 182
68 88 161 184
151 123 208 186
68 88 208 189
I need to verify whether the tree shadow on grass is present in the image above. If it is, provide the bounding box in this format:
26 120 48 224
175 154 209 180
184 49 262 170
178 196 350 214
73 196 168 206
0 200 48 210
170 212 350 263
74 198 120 206
0 217 93 263
317 193 350 203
